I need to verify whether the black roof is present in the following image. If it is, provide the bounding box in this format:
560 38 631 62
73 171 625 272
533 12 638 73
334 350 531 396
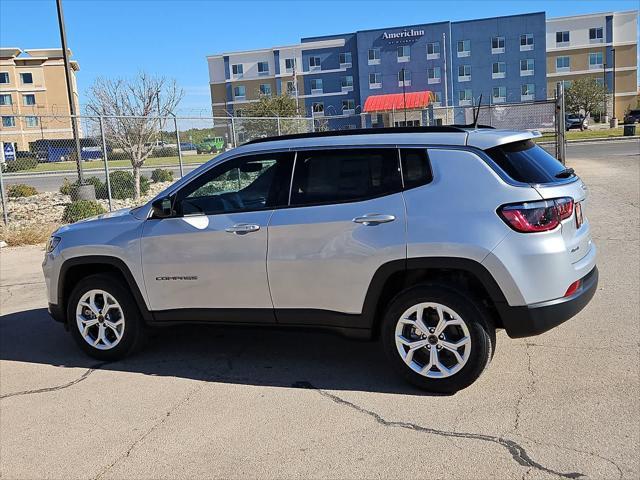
245 125 494 145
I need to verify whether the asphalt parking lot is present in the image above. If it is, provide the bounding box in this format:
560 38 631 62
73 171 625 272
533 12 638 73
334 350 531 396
1 140 638 479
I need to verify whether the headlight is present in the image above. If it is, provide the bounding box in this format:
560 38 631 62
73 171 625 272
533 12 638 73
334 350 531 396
46 236 61 253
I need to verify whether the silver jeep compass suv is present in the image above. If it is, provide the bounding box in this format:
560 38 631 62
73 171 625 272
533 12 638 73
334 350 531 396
43 126 598 392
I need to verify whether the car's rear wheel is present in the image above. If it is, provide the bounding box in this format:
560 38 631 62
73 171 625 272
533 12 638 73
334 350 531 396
381 284 495 393
67 273 146 360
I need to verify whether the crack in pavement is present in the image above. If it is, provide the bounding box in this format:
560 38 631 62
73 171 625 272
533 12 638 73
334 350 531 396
514 343 537 433
292 381 585 480
93 384 204 480
0 362 108 400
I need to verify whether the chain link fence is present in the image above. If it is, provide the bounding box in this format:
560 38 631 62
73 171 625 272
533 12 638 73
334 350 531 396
0 104 558 228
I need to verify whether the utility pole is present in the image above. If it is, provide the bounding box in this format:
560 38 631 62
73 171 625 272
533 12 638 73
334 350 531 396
56 0 94 198
401 67 408 126
602 60 608 123
611 48 617 126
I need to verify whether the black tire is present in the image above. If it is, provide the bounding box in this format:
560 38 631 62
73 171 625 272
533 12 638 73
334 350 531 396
67 273 146 361
381 284 495 393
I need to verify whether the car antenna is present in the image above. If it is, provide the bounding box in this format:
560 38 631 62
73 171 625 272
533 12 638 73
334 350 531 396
473 94 483 128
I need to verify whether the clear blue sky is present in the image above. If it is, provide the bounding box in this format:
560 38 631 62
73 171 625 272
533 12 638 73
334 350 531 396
1 0 637 114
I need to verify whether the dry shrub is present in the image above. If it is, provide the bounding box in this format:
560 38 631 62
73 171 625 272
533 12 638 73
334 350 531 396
0 223 61 246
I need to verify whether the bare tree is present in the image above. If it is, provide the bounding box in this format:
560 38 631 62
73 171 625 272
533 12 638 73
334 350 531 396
86 73 183 199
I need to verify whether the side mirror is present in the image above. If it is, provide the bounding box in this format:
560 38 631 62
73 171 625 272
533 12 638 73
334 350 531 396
151 196 174 218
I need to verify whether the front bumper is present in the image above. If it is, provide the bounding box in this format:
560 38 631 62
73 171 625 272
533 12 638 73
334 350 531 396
498 266 598 338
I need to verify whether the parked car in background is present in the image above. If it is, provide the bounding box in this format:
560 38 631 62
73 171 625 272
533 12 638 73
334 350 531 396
623 109 640 124
43 126 598 393
196 137 225 154
180 142 198 151
565 114 588 131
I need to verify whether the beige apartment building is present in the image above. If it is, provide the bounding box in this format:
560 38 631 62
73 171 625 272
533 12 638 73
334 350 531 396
546 11 638 118
0 48 80 151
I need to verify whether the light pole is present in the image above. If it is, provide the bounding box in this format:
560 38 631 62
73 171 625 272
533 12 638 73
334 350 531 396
611 48 617 126
56 0 94 199
401 67 408 126
602 60 608 124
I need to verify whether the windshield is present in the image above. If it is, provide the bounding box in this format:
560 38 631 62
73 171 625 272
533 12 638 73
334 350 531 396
485 140 574 184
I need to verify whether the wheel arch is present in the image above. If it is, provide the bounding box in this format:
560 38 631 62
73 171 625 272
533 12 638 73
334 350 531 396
363 257 508 337
58 256 153 324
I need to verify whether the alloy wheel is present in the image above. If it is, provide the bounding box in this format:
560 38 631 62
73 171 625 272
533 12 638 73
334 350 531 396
75 289 125 350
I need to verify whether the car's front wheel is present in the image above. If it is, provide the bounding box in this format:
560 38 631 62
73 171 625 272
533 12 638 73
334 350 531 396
381 284 495 393
67 273 146 360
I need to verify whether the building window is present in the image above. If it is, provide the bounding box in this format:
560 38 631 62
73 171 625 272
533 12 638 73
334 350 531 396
427 42 440 59
339 52 352 68
25 116 39 127
556 31 570 45
432 91 442 106
285 81 296 95
368 48 380 65
0 72 9 84
20 72 33 84
458 65 471 82
310 78 323 94
459 89 472 106
521 83 535 101
309 56 321 71
23 94 36 106
284 58 296 72
231 64 243 78
559 80 573 91
556 56 570 72
1 116 15 127
492 62 506 79
588 52 603 69
369 72 382 89
0 94 12 105
589 27 604 43
257 61 269 76
595 77 605 87
457 40 470 57
492 86 506 104
312 102 324 116
341 75 353 92
397 45 410 62
259 83 272 96
342 99 355 115
427 66 441 84
491 36 505 54
398 69 411 86
520 34 534 51
233 85 246 99
520 59 534 76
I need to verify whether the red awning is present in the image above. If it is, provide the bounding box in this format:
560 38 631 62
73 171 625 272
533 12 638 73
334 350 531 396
363 91 432 113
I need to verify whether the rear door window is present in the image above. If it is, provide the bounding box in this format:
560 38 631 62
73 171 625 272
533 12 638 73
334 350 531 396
290 148 402 206
485 140 573 184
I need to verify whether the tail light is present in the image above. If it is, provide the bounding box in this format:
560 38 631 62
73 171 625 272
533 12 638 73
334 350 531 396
564 279 581 297
499 197 574 233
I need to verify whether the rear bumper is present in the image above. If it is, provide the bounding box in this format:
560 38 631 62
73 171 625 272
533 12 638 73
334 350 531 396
498 266 598 338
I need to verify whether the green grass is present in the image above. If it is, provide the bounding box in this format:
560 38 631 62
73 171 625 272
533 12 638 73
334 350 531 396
539 127 632 142
7 154 215 174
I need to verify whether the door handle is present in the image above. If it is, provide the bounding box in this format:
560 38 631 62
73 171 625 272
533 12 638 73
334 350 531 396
352 214 396 226
225 224 260 234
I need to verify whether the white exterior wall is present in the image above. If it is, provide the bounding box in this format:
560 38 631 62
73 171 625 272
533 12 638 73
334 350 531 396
612 11 638 45
208 56 226 83
227 51 275 80
546 13 607 50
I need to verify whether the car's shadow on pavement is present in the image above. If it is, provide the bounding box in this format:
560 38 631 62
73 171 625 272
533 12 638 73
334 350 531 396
0 308 443 396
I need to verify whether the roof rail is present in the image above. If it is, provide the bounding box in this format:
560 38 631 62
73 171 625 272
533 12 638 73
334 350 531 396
244 125 472 145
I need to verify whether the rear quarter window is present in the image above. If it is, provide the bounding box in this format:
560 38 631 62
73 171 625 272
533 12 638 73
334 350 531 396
485 140 572 184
